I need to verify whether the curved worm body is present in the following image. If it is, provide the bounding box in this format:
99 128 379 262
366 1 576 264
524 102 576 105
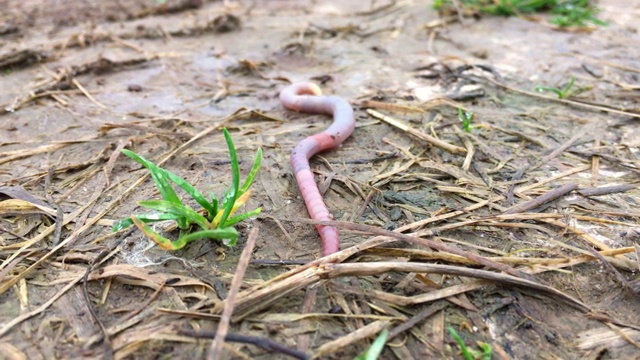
280 83 356 256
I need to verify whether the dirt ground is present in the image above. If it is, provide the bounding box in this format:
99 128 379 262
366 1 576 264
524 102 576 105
1 0 640 359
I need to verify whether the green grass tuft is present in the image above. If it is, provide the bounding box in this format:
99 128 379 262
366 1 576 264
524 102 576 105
113 128 262 250
458 108 475 133
433 0 607 28
535 76 593 99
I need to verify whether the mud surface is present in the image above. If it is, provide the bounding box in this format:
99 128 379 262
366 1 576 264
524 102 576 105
1 1 639 359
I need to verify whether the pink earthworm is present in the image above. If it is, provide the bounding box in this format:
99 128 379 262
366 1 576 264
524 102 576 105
280 82 356 256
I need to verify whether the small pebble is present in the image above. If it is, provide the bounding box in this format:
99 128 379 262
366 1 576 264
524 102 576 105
127 84 143 92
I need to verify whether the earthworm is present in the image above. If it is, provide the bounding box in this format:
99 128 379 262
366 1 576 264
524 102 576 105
280 82 356 256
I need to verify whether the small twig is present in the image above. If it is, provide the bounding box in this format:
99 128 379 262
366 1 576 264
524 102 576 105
359 99 424 114
577 184 637 197
260 215 295 248
388 300 448 340
328 151 398 164
453 125 475 172
503 183 578 214
179 329 309 360
572 53 640 74
314 320 391 358
44 167 64 247
323 262 588 312
84 306 156 348
0 250 39 283
367 109 467 155
569 150 640 174
103 140 130 187
538 122 591 167
109 35 146 53
72 78 108 109
208 222 260 359
293 219 537 282
4 89 81 113
354 189 376 220
80 228 131 353
82 248 116 360
583 246 636 297
586 312 640 332
125 280 166 321
605 322 640 350
591 131 601 185
250 259 309 266
297 286 318 353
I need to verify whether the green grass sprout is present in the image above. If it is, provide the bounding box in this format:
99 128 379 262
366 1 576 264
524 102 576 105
534 76 592 99
458 107 475 133
550 0 608 27
354 329 388 360
448 327 492 360
113 128 262 250
216 128 241 230
433 0 607 28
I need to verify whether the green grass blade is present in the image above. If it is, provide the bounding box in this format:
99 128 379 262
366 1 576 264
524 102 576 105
162 169 216 218
121 149 182 204
218 128 240 227
131 215 181 250
121 149 187 228
564 76 575 93
112 212 185 231
113 219 132 232
458 108 474 133
240 148 263 194
353 329 388 360
138 199 211 230
478 342 492 360
177 227 238 247
535 86 562 97
224 207 262 227
448 327 474 360
210 193 218 215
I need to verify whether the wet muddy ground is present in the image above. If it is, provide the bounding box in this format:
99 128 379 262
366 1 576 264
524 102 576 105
1 0 639 359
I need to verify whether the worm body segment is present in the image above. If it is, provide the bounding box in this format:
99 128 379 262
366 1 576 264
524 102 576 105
280 82 356 256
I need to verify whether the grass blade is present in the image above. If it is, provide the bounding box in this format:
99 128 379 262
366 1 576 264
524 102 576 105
121 149 187 228
163 169 216 218
210 193 218 216
224 207 262 227
478 342 492 360
535 86 562 97
217 128 240 227
176 227 238 247
131 215 180 250
212 190 254 227
122 149 181 204
448 327 474 360
112 212 185 231
138 200 211 230
354 329 388 360
240 148 263 194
